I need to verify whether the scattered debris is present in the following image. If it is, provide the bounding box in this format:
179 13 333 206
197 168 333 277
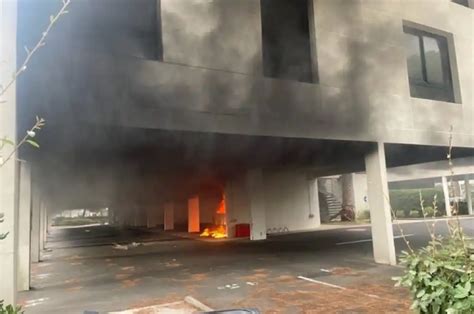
113 242 143 250
109 300 198 314
184 296 213 312
121 266 135 271
217 283 241 290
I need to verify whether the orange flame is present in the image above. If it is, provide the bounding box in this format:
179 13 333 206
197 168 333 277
200 225 227 239
200 195 227 239
216 198 226 214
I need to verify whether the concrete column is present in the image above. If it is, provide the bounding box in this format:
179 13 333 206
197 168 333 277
17 162 32 291
164 202 174 230
246 169 266 241
188 196 200 233
146 207 154 228
0 0 19 303
442 176 452 217
39 202 46 251
30 186 41 263
465 176 472 215
308 178 321 227
365 142 396 265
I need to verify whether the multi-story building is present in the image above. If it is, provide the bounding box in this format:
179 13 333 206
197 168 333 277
1 0 473 303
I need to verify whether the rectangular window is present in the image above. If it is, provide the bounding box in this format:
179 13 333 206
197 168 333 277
260 0 314 83
452 0 470 8
403 26 455 102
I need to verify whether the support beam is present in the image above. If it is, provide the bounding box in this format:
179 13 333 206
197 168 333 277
442 176 452 217
30 185 41 263
365 142 396 265
308 178 321 227
17 162 32 291
188 196 200 233
39 202 45 251
246 169 267 241
466 176 472 215
0 0 19 303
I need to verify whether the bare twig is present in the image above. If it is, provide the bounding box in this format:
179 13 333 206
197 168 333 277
0 117 45 168
388 197 415 254
446 126 467 253
0 0 70 98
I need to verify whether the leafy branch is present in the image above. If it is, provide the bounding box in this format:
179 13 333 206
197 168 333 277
0 116 45 168
0 0 71 100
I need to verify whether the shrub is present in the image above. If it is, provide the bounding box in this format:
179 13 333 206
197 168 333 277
390 189 447 216
394 222 474 313
423 206 435 217
0 300 23 314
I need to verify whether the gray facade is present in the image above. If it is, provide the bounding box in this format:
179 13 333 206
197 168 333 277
18 0 474 148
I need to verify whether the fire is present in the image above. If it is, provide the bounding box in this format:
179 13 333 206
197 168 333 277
216 198 226 214
200 195 227 239
200 225 227 239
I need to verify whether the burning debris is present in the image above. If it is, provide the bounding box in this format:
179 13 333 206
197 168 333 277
200 197 228 239
200 225 227 239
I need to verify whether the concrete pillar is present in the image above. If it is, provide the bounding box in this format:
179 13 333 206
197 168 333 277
188 196 200 233
308 178 321 226
17 162 32 291
0 0 19 303
246 169 266 241
465 177 472 215
30 185 41 263
39 202 46 251
164 202 174 230
442 176 452 216
365 143 396 265
108 208 114 225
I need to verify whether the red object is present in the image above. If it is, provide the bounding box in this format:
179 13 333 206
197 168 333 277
235 223 250 237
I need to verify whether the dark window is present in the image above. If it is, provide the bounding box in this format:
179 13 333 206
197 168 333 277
452 0 470 8
403 26 455 102
260 0 315 83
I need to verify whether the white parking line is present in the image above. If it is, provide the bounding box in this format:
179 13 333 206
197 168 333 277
297 276 346 290
336 234 414 245
297 276 385 300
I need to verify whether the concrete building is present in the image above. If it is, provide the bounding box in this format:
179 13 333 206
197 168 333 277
1 0 473 304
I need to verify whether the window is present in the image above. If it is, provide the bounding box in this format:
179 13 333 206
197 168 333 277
260 0 315 83
452 0 470 8
403 26 455 102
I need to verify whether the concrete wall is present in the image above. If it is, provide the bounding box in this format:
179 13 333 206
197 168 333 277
353 173 369 215
198 192 221 225
225 176 251 238
264 170 320 233
226 169 320 237
0 0 19 303
17 0 474 148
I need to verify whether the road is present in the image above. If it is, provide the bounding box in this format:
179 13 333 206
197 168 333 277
19 217 473 313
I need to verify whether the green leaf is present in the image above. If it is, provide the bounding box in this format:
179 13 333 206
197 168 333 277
26 139 39 148
1 138 14 146
417 289 426 298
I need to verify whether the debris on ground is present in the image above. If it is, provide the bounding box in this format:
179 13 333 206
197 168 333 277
108 300 197 314
217 283 241 290
113 242 143 250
